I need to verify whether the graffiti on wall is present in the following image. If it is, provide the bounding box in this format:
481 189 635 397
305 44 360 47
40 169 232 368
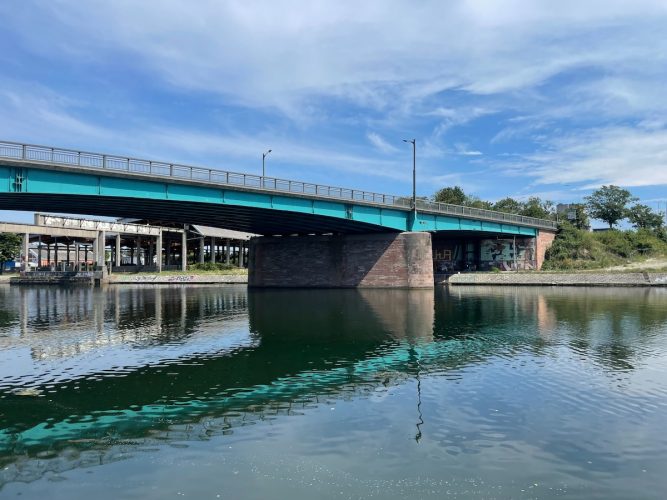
480 238 536 271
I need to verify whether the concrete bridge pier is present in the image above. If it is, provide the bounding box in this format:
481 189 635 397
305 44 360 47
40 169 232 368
248 232 434 289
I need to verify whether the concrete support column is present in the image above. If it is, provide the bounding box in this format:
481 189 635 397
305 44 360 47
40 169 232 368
165 237 171 266
238 241 244 268
22 233 29 271
137 236 142 265
199 237 205 264
211 237 216 264
115 234 121 267
156 230 163 273
97 231 106 267
225 239 231 264
74 243 79 270
181 230 188 271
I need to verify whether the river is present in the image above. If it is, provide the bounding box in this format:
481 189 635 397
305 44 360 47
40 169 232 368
1 285 666 499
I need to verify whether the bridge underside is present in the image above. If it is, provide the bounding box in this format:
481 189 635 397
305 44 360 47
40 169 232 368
0 193 392 236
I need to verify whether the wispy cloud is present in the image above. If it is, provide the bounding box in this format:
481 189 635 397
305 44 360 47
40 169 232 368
2 1 667 205
500 126 667 188
366 132 398 154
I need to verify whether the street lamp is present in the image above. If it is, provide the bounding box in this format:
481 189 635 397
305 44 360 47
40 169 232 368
403 139 416 212
262 149 272 178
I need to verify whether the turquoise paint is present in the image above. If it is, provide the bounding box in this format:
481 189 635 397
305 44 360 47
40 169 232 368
223 190 272 208
380 209 409 231
0 166 9 192
481 221 502 233
167 183 221 203
352 205 383 225
501 224 519 234
460 219 482 231
313 200 347 218
0 164 551 236
435 216 461 231
28 169 99 195
100 177 166 199
417 213 436 231
272 195 313 214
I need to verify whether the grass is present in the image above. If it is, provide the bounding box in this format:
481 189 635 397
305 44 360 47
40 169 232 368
543 223 667 271
116 268 248 276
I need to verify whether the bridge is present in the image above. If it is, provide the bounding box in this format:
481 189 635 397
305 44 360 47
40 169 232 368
0 141 557 287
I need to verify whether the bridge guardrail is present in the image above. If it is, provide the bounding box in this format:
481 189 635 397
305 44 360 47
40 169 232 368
0 140 558 230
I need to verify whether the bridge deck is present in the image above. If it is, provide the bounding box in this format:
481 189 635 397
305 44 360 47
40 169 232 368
0 140 557 233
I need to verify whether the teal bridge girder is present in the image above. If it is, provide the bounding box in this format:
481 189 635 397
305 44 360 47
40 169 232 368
0 141 556 237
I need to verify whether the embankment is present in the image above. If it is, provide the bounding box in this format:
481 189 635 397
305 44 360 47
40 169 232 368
108 274 247 285
446 272 667 287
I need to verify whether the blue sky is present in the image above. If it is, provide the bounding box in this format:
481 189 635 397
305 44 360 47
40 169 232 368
2 0 667 224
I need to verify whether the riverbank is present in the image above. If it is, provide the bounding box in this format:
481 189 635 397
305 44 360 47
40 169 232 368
446 271 667 287
108 272 248 284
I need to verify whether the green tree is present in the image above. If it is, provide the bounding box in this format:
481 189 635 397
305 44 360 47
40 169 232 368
585 185 636 228
520 197 555 220
493 197 522 214
465 196 493 210
433 186 466 205
0 233 22 274
627 204 665 231
566 203 591 230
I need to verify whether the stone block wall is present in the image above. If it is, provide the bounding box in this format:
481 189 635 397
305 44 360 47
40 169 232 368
248 232 434 288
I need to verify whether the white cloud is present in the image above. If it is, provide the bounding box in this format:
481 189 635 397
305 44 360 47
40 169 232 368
366 132 398 154
502 126 667 188
6 1 667 118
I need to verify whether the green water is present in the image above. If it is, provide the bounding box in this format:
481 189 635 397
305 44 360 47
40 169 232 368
1 285 666 499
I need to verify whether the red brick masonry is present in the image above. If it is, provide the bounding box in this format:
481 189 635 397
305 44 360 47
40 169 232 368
249 232 434 288
536 230 557 270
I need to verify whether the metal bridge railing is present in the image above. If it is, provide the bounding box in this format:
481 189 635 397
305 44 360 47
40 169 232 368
0 140 558 230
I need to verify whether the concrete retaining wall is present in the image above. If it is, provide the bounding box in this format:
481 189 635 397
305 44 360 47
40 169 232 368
447 272 667 287
249 232 434 288
108 274 247 284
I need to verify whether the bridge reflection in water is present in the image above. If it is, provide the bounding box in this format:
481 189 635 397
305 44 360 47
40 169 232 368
1 285 667 489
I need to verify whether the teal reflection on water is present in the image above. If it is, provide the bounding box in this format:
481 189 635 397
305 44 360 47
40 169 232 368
1 285 666 499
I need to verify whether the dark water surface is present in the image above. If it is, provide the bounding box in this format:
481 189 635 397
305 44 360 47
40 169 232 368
1 285 666 499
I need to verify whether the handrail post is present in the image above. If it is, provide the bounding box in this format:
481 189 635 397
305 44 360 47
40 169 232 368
170 164 174 176
22 144 26 160
102 155 107 168
77 151 81 166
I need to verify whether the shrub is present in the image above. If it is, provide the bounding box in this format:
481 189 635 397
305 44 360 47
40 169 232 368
190 262 238 271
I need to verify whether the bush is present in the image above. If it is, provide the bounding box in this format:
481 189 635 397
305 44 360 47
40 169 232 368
594 230 634 258
189 262 238 271
543 223 667 270
542 223 622 270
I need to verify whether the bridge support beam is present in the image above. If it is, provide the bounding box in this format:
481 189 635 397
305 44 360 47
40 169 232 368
249 232 434 289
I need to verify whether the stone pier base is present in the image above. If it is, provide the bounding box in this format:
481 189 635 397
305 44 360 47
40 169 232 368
248 232 434 288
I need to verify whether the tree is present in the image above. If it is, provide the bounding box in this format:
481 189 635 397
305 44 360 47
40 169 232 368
521 197 555 220
627 204 665 231
566 203 591 230
493 197 522 214
433 186 466 205
465 196 493 210
0 233 22 274
585 185 636 228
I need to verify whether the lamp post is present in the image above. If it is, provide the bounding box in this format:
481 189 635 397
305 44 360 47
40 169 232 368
262 149 272 178
403 139 416 212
